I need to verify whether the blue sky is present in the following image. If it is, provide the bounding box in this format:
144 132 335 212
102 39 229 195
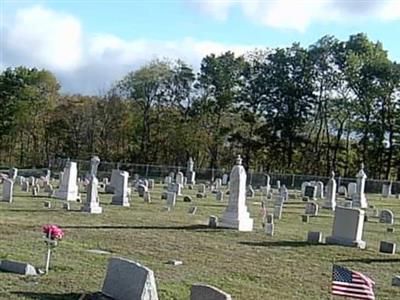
2 0 400 94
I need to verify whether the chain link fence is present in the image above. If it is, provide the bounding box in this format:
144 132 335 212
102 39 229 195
1 157 399 194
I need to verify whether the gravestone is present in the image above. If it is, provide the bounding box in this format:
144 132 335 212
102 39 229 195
247 185 255 198
222 174 229 185
274 204 283 220
382 182 392 198
219 155 253 231
276 180 281 189
279 185 288 202
304 186 316 200
379 210 394 225
138 184 148 197
352 164 368 208
82 176 102 214
326 206 366 249
208 216 218 228
0 260 38 275
105 169 120 193
44 201 51 208
307 231 323 244
63 202 70 210
347 183 357 199
164 176 172 184
144 191 151 203
216 191 224 201
2 178 13 203
215 178 222 190
305 201 319 216
166 192 176 207
198 184 206 194
175 183 182 196
9 168 18 181
21 180 30 192
301 182 311 197
111 171 130 207
316 181 324 198
188 206 197 215
101 257 158 300
323 171 336 210
338 186 347 197
190 284 231 300
265 214 274 236
148 179 154 189
176 172 184 185
54 161 79 201
379 241 396 255
183 196 192 202
186 157 196 184
302 215 310 223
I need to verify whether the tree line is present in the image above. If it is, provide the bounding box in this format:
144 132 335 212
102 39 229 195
1 33 399 180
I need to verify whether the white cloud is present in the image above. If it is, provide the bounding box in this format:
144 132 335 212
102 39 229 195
4 6 83 71
2 6 257 94
194 0 400 31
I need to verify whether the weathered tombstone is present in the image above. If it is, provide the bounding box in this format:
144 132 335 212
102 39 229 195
382 182 392 198
304 185 316 200
2 178 13 203
379 210 394 225
101 257 159 300
301 182 311 197
222 174 229 185
32 186 38 196
316 181 324 198
169 172 175 180
166 191 176 207
215 178 222 190
44 201 51 208
82 176 102 214
276 180 281 189
105 169 120 193
175 183 182 196
323 171 336 210
305 201 319 216
164 176 172 184
273 204 283 220
352 163 368 208
246 185 255 198
0 260 38 275
278 185 288 202
21 180 30 192
111 171 130 207
54 161 79 201
186 157 196 184
302 215 310 223
326 206 366 249
138 184 148 197
190 283 232 300
8 168 18 181
216 191 224 201
307 231 323 244
338 186 347 197
265 214 274 236
188 206 197 215
143 191 151 203
148 179 155 189
198 184 206 194
209 215 218 228
219 155 253 231
392 275 400 286
176 172 184 185
387 227 395 233
63 202 70 210
379 241 396 255
347 183 357 199
183 196 192 202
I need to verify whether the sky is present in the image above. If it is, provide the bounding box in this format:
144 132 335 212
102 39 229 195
1 0 400 95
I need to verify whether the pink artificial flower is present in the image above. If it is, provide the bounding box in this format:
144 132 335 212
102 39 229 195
42 224 64 240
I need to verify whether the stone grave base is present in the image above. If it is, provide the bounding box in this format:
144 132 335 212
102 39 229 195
326 236 366 249
219 216 253 232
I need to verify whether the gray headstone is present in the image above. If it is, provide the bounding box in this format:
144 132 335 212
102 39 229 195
307 231 323 244
208 216 218 228
379 210 394 224
190 284 231 300
379 241 396 255
392 275 400 286
0 260 37 275
101 257 158 300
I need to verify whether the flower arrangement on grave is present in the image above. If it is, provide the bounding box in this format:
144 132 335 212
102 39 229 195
42 224 64 273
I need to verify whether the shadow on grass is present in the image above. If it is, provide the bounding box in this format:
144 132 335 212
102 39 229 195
11 292 82 300
6 209 82 213
16 195 51 199
337 258 400 264
239 240 329 248
62 224 220 232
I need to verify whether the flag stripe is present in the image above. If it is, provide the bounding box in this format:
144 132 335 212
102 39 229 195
332 290 375 300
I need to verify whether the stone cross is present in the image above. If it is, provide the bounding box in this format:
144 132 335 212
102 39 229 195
352 163 368 208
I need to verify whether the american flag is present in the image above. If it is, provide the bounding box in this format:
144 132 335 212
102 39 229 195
332 265 375 300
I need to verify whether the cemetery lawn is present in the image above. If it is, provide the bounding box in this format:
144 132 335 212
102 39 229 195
0 185 399 300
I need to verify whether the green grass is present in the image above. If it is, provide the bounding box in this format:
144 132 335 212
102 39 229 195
0 183 399 299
